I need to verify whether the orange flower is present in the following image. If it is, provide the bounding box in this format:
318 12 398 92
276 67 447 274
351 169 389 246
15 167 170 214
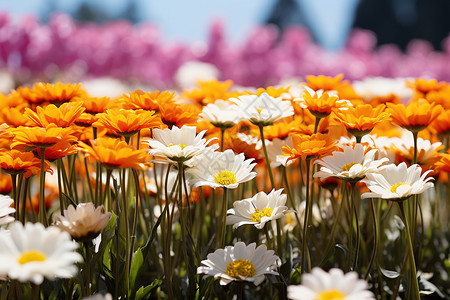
24 102 85 128
78 137 149 170
159 102 199 128
367 94 402 107
1 105 34 127
333 104 390 134
77 96 111 114
386 100 443 132
74 113 98 127
32 82 86 104
305 74 344 91
93 109 162 137
0 150 52 177
16 86 42 104
252 119 299 141
121 90 175 111
424 87 450 109
29 183 58 212
182 79 236 105
282 133 338 162
33 141 78 162
434 152 450 174
256 86 290 98
297 89 345 118
0 173 12 194
429 110 450 135
224 133 263 164
10 125 77 151
407 78 446 98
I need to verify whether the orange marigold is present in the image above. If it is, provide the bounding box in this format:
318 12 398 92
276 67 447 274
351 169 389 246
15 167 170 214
386 100 443 132
0 150 52 177
1 105 34 127
159 102 199 128
32 82 86 104
429 110 450 136
305 74 344 91
282 133 338 162
33 141 78 162
297 89 346 118
256 86 291 98
24 102 85 128
182 79 236 105
407 78 446 98
78 137 149 170
77 96 111 114
121 90 175 111
93 109 162 137
333 104 390 135
9 125 77 151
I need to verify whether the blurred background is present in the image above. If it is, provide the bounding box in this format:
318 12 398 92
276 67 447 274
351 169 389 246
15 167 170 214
0 0 449 92
2 0 449 50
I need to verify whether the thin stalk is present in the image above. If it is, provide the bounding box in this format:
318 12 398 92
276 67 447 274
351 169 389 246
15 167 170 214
220 127 225 152
162 164 174 300
31 284 39 300
301 157 312 274
398 201 420 300
121 168 130 296
39 147 48 226
130 170 140 256
11 174 17 213
314 116 321 134
364 198 378 279
20 177 29 224
350 182 360 271
281 166 302 233
57 159 65 214
258 125 275 189
84 156 95 203
84 241 91 295
218 187 228 248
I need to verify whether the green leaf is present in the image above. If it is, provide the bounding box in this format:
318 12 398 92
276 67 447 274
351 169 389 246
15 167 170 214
135 279 162 300
129 248 144 298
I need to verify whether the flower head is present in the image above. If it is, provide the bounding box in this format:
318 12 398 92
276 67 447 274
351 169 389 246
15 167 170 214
333 104 390 135
314 144 388 182
295 87 348 118
10 125 77 151
79 137 149 170
121 90 175 111
93 109 161 137
282 133 338 162
288 267 375 300
197 241 279 286
32 82 85 104
227 189 293 229
53 203 112 242
145 125 217 163
199 100 241 129
231 93 294 126
189 149 257 189
0 150 52 177
361 162 434 201
0 222 83 284
0 195 15 226
24 102 85 128
386 100 443 132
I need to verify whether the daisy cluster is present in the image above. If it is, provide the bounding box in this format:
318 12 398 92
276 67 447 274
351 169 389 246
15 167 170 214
1 13 450 89
0 74 448 299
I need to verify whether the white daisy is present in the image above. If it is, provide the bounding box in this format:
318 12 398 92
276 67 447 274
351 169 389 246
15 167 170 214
144 125 217 163
287 267 375 300
197 241 279 286
226 189 293 229
230 93 294 126
199 100 242 129
264 136 294 168
53 202 112 242
314 144 388 182
352 76 412 101
188 149 257 189
361 162 434 201
0 222 83 284
0 195 15 226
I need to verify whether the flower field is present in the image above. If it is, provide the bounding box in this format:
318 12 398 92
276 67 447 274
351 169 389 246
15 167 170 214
0 12 449 300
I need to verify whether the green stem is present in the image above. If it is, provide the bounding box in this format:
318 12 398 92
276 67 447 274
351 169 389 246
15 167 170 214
219 187 228 248
221 127 225 152
57 159 65 215
314 116 321 134
258 125 275 189
301 158 312 274
121 168 130 296
11 174 17 215
398 201 420 300
39 147 48 226
84 242 91 296
351 182 360 271
364 198 378 279
20 177 29 224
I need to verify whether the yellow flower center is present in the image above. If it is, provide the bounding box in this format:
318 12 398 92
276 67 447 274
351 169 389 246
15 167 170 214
214 171 237 185
314 289 346 300
257 108 264 114
18 250 47 265
390 182 411 193
251 207 273 222
226 259 256 279
341 162 360 172
168 143 187 149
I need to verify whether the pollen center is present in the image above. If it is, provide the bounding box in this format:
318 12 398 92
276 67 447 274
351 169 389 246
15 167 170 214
315 289 346 300
251 207 273 222
390 182 411 193
18 250 47 265
226 259 256 279
214 171 237 185
168 143 187 149
257 108 264 114
340 162 360 172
